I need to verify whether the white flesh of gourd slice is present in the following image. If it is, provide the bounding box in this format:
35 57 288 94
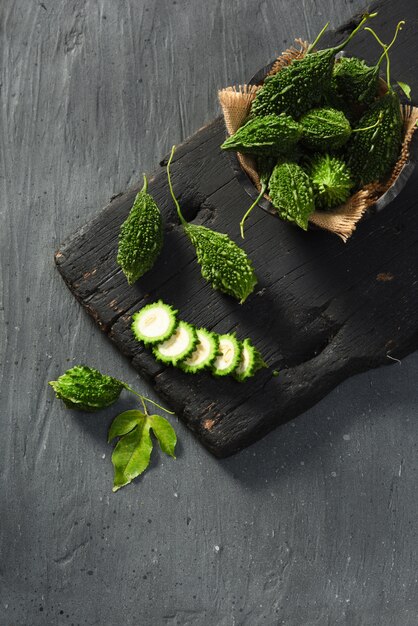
212 334 241 376
181 329 218 373
154 322 197 365
132 301 177 345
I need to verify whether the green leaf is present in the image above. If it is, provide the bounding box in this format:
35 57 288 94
111 419 153 492
397 81 411 100
149 414 177 458
108 410 143 443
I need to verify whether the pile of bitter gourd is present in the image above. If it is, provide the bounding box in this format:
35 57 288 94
221 15 410 236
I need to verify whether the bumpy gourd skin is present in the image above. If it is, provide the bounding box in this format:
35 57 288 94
307 154 353 209
333 57 380 107
251 49 336 119
269 162 315 230
221 114 301 156
184 224 257 304
117 177 163 285
300 107 352 151
346 91 403 186
49 365 124 412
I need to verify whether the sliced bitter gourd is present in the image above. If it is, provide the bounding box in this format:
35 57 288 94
212 334 241 377
233 339 267 382
179 328 219 374
132 301 178 345
153 321 197 366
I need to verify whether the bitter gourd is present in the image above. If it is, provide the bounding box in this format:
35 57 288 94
49 365 124 412
221 114 301 156
117 175 163 285
233 339 267 382
333 56 381 108
167 146 257 303
132 301 178 345
250 13 376 119
179 328 219 374
153 321 197 366
212 334 242 377
346 22 404 186
269 162 315 230
307 154 353 209
300 107 352 151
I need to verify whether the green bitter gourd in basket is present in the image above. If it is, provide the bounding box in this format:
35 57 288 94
346 22 405 187
299 107 352 151
167 146 257 303
250 13 376 119
221 113 301 156
269 161 315 230
117 174 163 285
307 154 353 209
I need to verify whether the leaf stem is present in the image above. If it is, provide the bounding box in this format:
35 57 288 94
167 145 187 226
142 173 148 194
365 21 405 88
333 12 378 54
123 384 175 415
307 22 330 54
352 110 384 133
240 182 267 239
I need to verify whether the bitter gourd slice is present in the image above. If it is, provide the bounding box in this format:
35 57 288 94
132 301 178 345
269 162 315 230
167 146 257 303
307 154 353 209
250 13 376 119
212 334 242 377
179 328 219 374
300 107 352 151
233 339 267 382
117 175 163 285
221 114 301 156
153 321 197 366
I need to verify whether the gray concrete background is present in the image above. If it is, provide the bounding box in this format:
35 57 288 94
1 1 417 624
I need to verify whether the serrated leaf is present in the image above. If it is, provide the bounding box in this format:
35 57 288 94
149 414 177 458
108 410 144 443
111 419 153 492
397 81 411 100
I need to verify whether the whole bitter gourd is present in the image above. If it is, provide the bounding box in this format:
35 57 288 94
250 13 376 119
346 22 404 186
333 57 381 108
269 162 315 230
49 365 124 412
117 174 163 285
307 154 353 209
299 107 352 151
221 113 301 156
167 146 257 303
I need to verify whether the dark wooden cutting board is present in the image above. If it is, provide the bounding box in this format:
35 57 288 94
55 0 418 457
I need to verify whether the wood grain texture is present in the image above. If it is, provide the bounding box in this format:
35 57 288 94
1 1 418 625
56 3 418 458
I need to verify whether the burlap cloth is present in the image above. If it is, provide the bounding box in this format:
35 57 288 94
218 40 418 241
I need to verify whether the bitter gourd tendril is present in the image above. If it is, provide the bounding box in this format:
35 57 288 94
364 21 405 93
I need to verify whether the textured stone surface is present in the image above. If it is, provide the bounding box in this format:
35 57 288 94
1 0 418 624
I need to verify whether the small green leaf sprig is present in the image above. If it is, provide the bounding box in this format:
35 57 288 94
49 365 176 492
